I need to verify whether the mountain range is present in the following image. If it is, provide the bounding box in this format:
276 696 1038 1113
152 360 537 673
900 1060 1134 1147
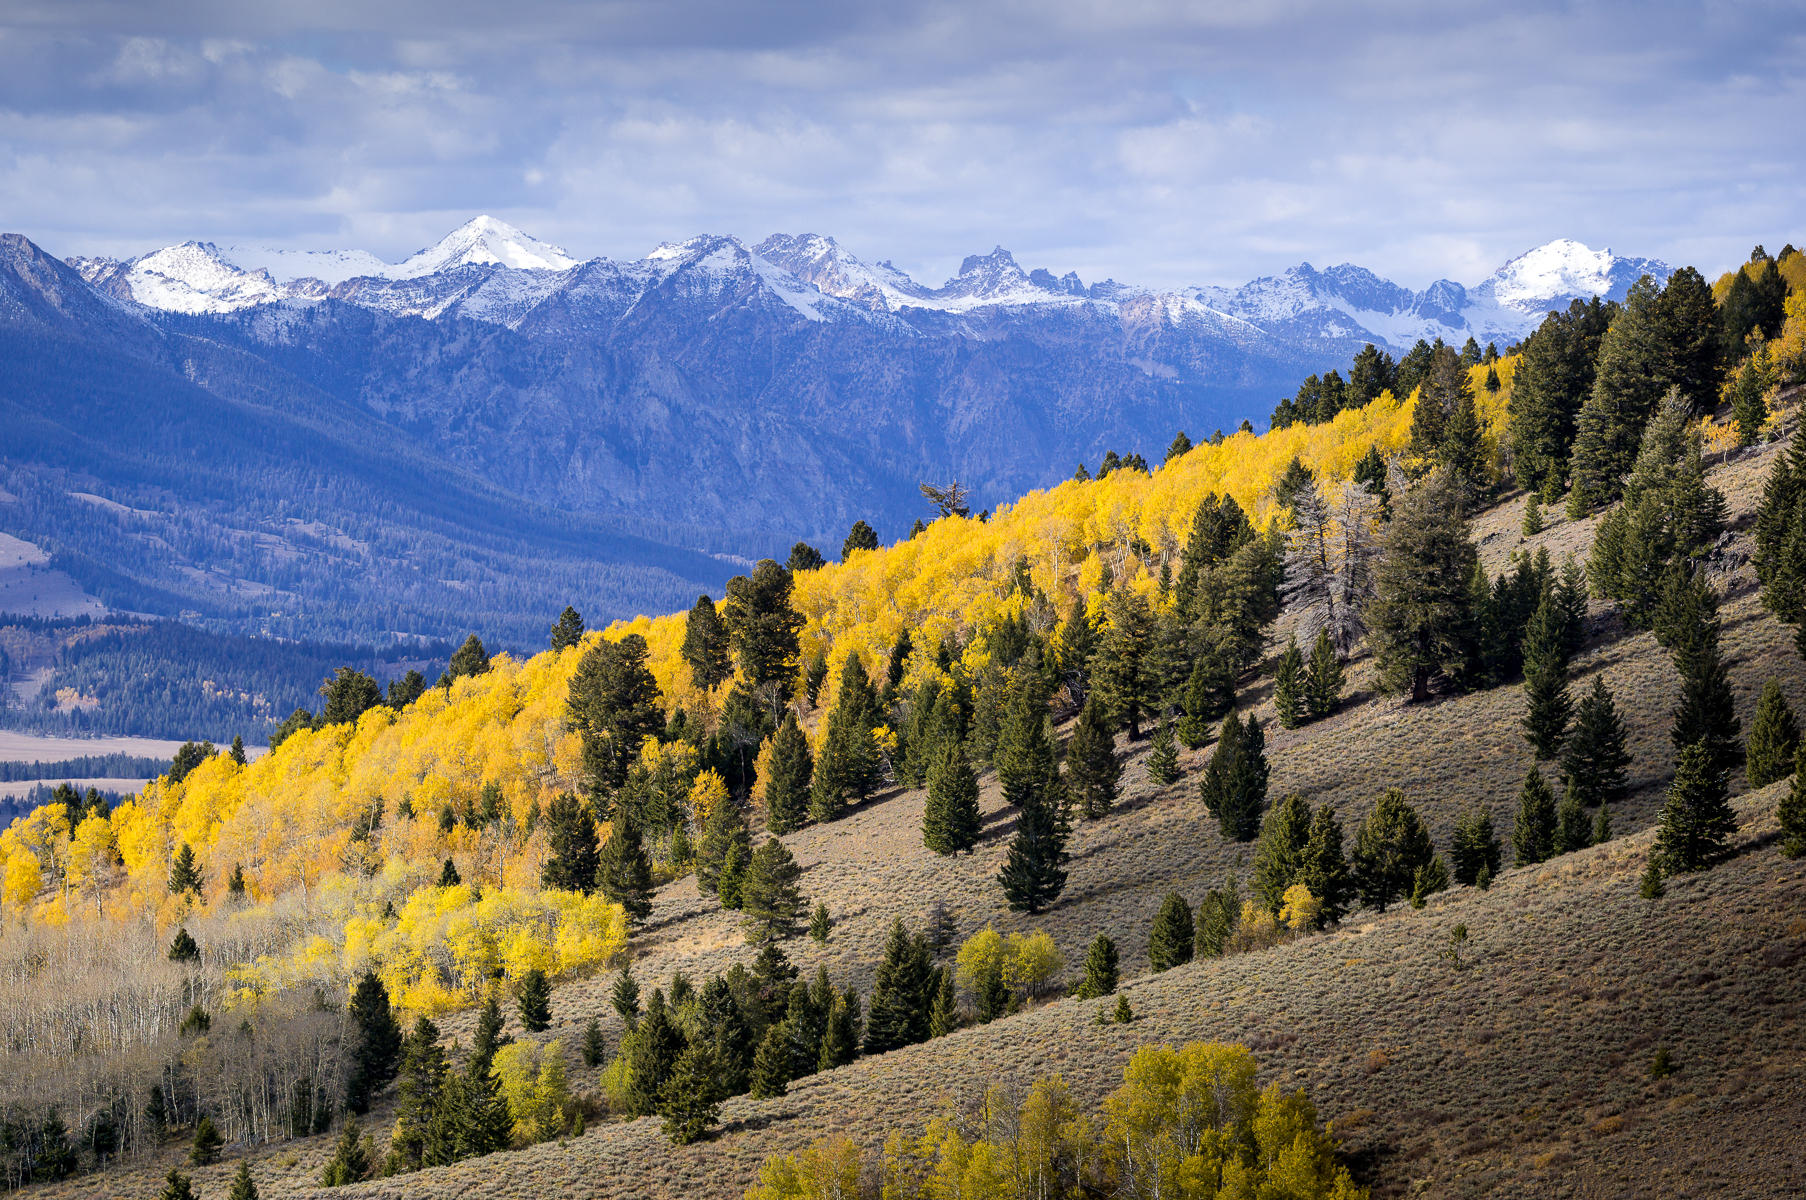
1 218 1669 645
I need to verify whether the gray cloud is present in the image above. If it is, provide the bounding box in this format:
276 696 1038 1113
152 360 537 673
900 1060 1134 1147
1 1 1801 287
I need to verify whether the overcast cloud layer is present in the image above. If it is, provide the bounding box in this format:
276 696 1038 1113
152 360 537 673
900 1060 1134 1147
2 1 1801 289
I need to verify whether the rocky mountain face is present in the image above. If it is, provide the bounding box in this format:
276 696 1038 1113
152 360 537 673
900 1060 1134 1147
3 219 1671 640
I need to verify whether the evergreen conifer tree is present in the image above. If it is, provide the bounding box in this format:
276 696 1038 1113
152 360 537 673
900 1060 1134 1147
1195 879 1241 956
1521 595 1573 760
1092 589 1160 738
762 712 815 834
596 815 654 927
1778 756 1806 858
1351 789 1436 911
612 968 641 1029
1147 892 1195 971
168 926 200 962
1409 854 1450 908
320 1118 371 1186
811 654 881 820
189 1116 223 1165
1554 779 1591 854
928 968 959 1037
1273 637 1305 728
1147 712 1180 785
1201 713 1268 841
696 792 753 896
922 737 982 854
1177 652 1233 747
1562 676 1632 807
749 1026 790 1098
1654 741 1736 873
1369 468 1481 700
169 842 203 897
516 969 552 1033
568 633 665 794
1304 629 1344 720
160 1169 198 1200
623 990 686 1117
228 1162 258 1200
740 838 805 944
1570 276 1669 513
1075 934 1119 998
810 901 832 943
345 970 403 1114
1297 803 1350 925
1250 792 1312 913
470 991 511 1075
680 595 734 691
1449 808 1501 885
389 1017 449 1171
996 692 1068 912
1522 495 1543 536
1665 573 1742 777
1753 424 1806 657
864 919 933 1054
842 520 879 558
1066 693 1121 819
540 792 600 893
447 634 491 680
550 606 586 652
659 1044 723 1145
1512 768 1557 866
1746 678 1801 789
581 1017 606 1068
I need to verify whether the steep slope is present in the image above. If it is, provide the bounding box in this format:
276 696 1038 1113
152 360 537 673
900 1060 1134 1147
29 407 1805 1200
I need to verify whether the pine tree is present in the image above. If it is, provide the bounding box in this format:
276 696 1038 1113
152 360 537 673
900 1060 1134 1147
1351 789 1436 911
550 606 586 652
168 926 199 963
1066 693 1121 819
762 712 815 834
596 815 654 927
516 969 552 1033
996 692 1068 913
1075 934 1119 998
320 1117 371 1186
818 991 860 1070
1509 299 1613 494
568 633 665 794
1147 891 1195 971
540 791 600 893
1177 651 1233 747
1201 713 1267 841
168 842 203 897
1746 678 1801 789
864 919 934 1053
842 520 880 558
1522 495 1543 536
696 792 753 897
451 1053 513 1158
1298 803 1351 925
1654 741 1736 873
470 991 511 1075
740 838 805 944
1570 276 1669 513
228 1162 258 1200
1304 628 1344 720
1753 423 1806 657
928 968 959 1037
581 1018 606 1068
659 1044 723 1145
1521 595 1573 760
447 634 491 680
1512 768 1557 866
189 1116 223 1165
1666 572 1742 777
681 594 734 691
612 969 641 1029
623 989 686 1117
749 1026 790 1098
1369 467 1480 701
809 901 831 943
1778 756 1806 858
1553 777 1589 853
1146 713 1180 785
718 840 749 909
1250 792 1312 913
922 737 982 854
811 653 881 820
1449 808 1501 886
1273 637 1305 728
1562 676 1632 807
1195 878 1240 956
160 1169 198 1200
345 970 403 1114
389 1017 449 1171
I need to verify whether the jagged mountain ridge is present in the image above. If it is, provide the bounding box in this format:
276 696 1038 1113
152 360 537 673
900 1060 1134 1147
74 217 1669 348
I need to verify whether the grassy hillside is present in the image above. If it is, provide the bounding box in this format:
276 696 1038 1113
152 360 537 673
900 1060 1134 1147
34 417 1806 1199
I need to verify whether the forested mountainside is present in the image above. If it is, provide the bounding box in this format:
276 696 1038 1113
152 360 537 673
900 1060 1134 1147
2 223 1685 648
1 242 1804 1199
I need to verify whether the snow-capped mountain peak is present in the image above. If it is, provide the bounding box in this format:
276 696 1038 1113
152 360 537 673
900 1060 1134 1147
388 215 578 278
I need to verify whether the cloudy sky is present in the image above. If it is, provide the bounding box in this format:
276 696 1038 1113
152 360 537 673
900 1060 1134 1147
2 1 1801 289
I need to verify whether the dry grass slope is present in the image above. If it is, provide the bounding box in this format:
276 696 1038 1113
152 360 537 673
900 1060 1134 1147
41 434 1806 1200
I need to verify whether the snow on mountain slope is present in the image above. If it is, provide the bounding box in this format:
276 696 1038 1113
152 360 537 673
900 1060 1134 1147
385 215 578 278
66 219 1672 350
